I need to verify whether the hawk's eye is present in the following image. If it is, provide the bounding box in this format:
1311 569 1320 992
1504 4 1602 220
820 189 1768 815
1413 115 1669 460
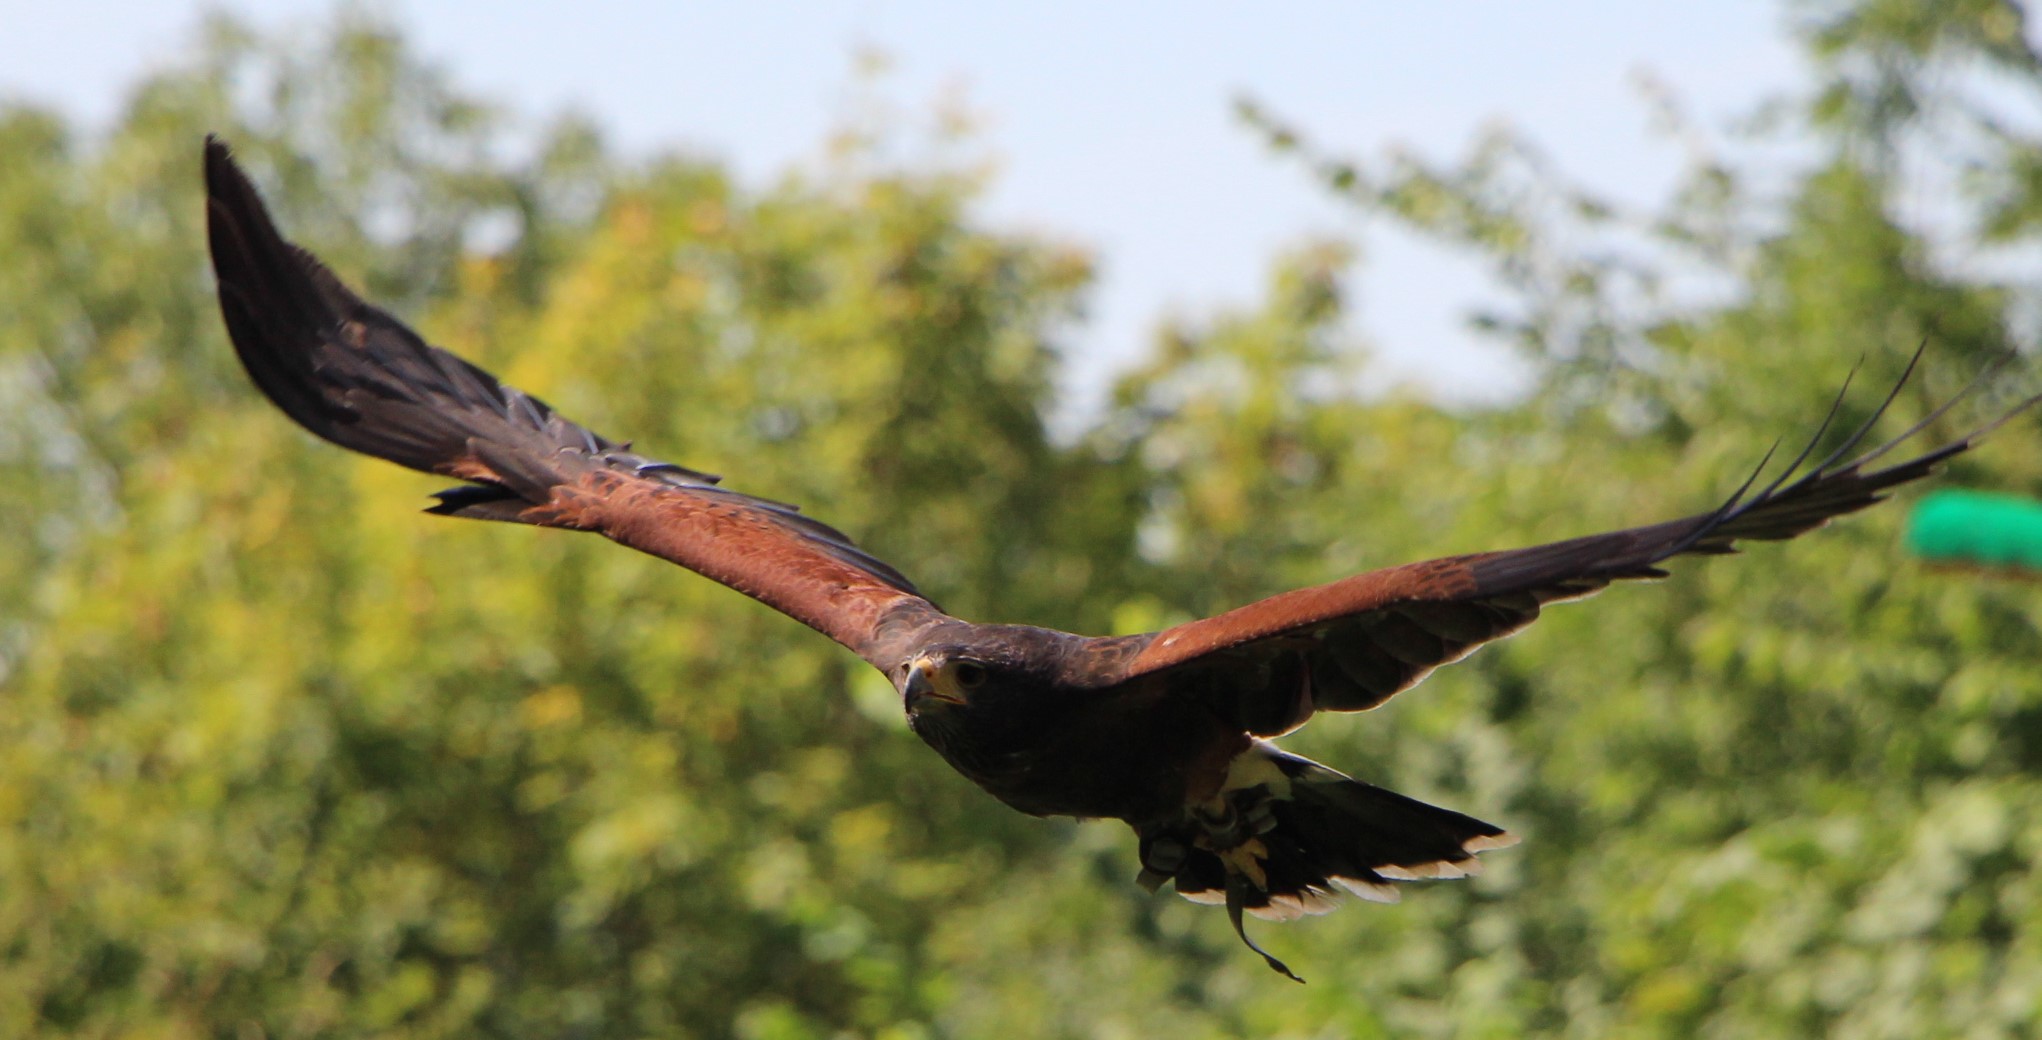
952 661 989 689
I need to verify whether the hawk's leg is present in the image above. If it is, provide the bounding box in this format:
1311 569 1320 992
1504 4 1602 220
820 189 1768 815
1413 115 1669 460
1134 783 1301 980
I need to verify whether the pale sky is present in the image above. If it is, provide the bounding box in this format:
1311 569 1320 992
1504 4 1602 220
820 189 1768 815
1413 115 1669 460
4 2 1804 414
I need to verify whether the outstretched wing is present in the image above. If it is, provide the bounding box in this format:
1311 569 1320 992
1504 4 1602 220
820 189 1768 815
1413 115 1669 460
1098 351 2037 735
204 136 949 669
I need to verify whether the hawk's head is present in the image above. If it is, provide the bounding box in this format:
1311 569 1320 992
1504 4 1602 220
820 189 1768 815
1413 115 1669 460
901 646 997 714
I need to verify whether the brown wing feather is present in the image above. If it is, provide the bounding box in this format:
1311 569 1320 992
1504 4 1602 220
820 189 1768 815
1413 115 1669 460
204 136 948 668
1106 351 2038 732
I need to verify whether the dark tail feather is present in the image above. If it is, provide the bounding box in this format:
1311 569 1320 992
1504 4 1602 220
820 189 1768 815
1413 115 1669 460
1145 750 1515 981
1266 764 1516 901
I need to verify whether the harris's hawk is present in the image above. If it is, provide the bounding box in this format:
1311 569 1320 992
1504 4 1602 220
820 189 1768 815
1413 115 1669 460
202 136 2038 981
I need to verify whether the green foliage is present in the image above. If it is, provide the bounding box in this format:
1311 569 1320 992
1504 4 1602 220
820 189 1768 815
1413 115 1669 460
5 4 2040 1037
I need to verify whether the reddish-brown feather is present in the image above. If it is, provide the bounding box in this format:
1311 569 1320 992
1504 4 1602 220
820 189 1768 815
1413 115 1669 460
1106 353 2037 721
205 132 2035 728
545 472 948 662
1123 556 1479 675
205 135 950 671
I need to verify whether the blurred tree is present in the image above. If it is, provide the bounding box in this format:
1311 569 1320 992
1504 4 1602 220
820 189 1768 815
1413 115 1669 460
1225 1 2042 1036
0 11 1141 1037
4 1 2041 1038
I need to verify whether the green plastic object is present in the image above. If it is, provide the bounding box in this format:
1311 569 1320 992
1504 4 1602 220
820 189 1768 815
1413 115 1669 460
1906 489 2042 573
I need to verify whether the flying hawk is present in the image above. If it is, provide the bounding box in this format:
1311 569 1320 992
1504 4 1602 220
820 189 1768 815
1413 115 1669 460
202 136 2035 981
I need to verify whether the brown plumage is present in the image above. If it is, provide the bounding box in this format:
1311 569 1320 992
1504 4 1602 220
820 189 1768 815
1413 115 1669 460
203 136 2038 981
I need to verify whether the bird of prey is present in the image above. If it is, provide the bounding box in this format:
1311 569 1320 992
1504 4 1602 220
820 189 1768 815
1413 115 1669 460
202 136 2035 981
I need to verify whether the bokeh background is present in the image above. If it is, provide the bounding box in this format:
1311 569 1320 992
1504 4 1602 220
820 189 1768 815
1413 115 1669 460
4 1 2041 1036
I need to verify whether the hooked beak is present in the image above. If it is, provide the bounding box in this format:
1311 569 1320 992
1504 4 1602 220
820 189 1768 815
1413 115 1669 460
905 656 963 705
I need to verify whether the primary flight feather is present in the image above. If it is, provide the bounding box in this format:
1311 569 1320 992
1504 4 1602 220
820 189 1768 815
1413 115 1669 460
203 136 2036 981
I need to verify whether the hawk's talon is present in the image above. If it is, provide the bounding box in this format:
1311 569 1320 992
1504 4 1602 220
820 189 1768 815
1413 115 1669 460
1220 837 1272 890
1246 801 1279 834
1140 836 1186 874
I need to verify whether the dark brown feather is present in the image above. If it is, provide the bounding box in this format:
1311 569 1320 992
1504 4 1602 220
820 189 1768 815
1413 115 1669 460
204 137 949 668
